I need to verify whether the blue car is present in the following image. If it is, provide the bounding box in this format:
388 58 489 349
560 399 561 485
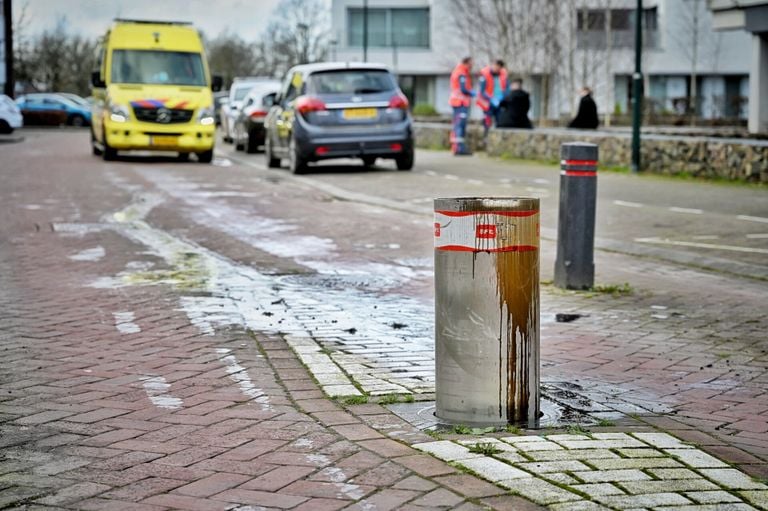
16 93 92 127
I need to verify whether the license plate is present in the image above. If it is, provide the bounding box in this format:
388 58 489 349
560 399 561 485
342 108 377 120
150 135 178 147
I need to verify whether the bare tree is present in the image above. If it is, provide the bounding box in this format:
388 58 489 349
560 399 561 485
260 0 330 78
205 31 263 87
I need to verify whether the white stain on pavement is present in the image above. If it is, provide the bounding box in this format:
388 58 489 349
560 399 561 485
140 376 183 410
306 453 369 503
69 246 105 262
113 311 141 334
216 348 272 409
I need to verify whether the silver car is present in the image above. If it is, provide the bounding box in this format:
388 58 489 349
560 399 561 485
264 63 414 174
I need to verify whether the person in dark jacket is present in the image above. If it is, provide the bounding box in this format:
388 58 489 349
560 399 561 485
497 78 533 129
568 87 599 129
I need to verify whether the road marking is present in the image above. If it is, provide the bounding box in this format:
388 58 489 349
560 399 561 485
746 233 768 239
140 376 183 410
669 207 703 215
691 235 720 240
738 215 768 224
113 311 140 334
466 179 484 185
444 174 459 180
613 200 643 208
216 348 272 409
635 237 768 254
424 170 438 176
69 246 105 262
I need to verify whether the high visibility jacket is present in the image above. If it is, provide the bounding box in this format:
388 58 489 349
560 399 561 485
476 66 508 111
449 63 473 108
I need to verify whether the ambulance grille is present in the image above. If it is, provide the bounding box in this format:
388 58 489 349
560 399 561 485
133 107 194 124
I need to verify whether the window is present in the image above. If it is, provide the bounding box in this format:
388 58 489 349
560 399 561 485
347 7 430 48
307 70 396 94
576 7 658 49
111 50 206 86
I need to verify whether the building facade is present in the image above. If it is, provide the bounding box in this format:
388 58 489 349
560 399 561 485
330 0 753 124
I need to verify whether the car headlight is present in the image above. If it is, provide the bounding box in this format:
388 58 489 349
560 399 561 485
197 107 215 126
109 103 130 123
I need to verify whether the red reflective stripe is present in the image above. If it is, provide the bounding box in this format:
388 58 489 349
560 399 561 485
562 159 598 166
437 245 539 253
435 210 539 218
562 170 597 177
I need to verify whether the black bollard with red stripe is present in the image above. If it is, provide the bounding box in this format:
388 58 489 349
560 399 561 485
554 142 598 290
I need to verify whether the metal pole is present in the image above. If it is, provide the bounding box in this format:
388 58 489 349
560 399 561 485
434 197 540 427
3 0 13 97
362 0 368 63
631 0 643 173
554 143 599 290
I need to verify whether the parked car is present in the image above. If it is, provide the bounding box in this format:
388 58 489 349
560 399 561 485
232 81 281 153
264 63 414 174
213 90 229 126
16 93 92 126
0 94 23 133
220 77 272 143
57 92 92 108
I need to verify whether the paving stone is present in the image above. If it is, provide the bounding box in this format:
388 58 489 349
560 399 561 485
571 483 626 497
433 473 507 498
739 490 768 508
587 457 683 470
573 470 651 483
665 448 729 468
412 441 481 462
527 449 619 462
595 492 693 509
632 432 692 449
619 478 719 494
499 477 583 505
409 488 464 508
557 439 647 449
684 490 743 504
615 448 667 458
493 451 528 463
517 460 593 474
544 434 591 442
457 438 518 451
457 457 532 482
544 473 581 485
500 438 564 452
653 505 756 511
647 468 701 480
699 468 768 490
549 502 613 511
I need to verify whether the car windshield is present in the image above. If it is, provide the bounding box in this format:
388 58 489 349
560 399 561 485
307 70 396 95
233 87 253 101
111 50 206 86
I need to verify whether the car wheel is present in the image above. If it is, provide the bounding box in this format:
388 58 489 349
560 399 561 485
177 152 190 162
197 149 214 163
102 129 117 161
235 140 244 151
288 135 308 175
91 129 103 156
70 114 85 127
362 156 377 167
265 135 281 168
0 120 12 134
396 148 414 171
246 130 260 154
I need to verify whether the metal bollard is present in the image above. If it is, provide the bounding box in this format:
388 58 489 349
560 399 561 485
434 197 540 427
554 143 598 290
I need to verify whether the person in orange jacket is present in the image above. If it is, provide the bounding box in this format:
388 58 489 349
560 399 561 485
477 59 509 137
449 56 475 155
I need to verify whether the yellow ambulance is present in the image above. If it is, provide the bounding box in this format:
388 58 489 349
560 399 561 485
90 19 222 162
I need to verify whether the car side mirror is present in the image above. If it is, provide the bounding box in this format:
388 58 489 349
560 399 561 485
211 75 223 92
91 71 106 88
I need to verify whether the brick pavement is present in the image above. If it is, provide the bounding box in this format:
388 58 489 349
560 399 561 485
1 130 767 510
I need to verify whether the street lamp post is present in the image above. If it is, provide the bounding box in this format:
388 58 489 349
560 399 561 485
362 0 368 62
631 0 643 173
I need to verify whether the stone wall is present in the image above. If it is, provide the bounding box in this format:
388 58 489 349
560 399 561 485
413 123 768 183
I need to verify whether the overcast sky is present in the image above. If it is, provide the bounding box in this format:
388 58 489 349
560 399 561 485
17 0 284 40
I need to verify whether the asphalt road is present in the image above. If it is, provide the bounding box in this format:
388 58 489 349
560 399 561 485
217 139 768 280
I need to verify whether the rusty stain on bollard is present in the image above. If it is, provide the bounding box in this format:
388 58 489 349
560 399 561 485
434 198 540 427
